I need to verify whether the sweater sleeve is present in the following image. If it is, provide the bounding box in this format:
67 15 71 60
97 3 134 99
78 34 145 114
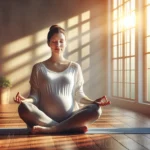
28 64 40 104
74 64 87 103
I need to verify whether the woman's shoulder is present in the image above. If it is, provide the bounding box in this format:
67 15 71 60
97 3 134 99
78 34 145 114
70 61 81 69
32 62 44 71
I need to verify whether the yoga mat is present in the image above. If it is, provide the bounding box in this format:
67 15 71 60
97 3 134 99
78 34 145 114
1 128 150 135
86 128 150 134
0 128 30 135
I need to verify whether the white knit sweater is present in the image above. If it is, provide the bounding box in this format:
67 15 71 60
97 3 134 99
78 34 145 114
28 61 87 122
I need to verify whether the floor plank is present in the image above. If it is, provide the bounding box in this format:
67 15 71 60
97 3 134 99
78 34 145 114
111 134 149 150
0 104 150 150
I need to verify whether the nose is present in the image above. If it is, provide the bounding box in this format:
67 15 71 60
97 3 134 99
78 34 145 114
55 41 60 46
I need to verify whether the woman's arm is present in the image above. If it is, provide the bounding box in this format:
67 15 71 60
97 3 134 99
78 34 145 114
14 92 37 104
80 96 93 105
14 64 40 105
80 95 111 106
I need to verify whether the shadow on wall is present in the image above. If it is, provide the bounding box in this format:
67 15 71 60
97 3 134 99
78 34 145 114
0 0 107 103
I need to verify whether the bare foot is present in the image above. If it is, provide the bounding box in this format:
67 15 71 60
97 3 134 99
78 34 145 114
32 125 56 134
32 125 88 134
94 96 111 106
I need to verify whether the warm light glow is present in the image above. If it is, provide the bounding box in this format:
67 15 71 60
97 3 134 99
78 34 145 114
7 64 31 85
113 9 117 20
81 33 90 45
146 0 150 4
35 27 49 43
81 45 90 58
57 21 65 29
2 35 33 57
81 58 90 70
3 51 32 73
147 6 150 35
67 39 79 52
113 0 117 9
81 11 90 22
35 44 50 57
11 79 30 98
67 16 79 28
68 52 78 62
67 27 79 39
147 37 150 52
123 13 135 28
81 22 90 33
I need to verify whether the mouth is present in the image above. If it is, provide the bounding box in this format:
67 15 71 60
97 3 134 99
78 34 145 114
55 48 60 51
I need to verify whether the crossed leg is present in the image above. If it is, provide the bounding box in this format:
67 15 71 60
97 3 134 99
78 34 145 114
18 101 59 128
32 95 111 134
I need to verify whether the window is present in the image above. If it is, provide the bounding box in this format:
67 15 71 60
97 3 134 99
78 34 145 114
145 0 150 102
112 0 136 100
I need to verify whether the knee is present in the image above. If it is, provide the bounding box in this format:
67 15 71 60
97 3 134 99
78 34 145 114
89 104 102 119
18 102 33 118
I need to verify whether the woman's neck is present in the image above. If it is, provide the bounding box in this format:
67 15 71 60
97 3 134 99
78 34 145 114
49 54 66 63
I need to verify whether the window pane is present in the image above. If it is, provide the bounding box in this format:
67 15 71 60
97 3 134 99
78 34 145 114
131 84 135 99
118 6 123 18
131 57 135 70
125 71 130 82
119 71 123 82
131 70 135 83
146 0 150 5
146 37 150 52
113 46 117 58
118 59 123 70
125 83 130 98
125 58 130 70
113 83 118 96
118 83 123 97
113 59 118 70
118 19 123 31
118 0 123 5
118 32 122 44
147 54 150 68
125 43 130 56
113 71 118 82
147 6 150 35
131 28 135 55
148 69 150 101
124 2 130 15
131 0 135 11
118 45 123 57
113 9 118 20
131 11 136 27
113 0 117 9
113 34 117 45
113 21 117 33
147 54 150 101
125 30 130 42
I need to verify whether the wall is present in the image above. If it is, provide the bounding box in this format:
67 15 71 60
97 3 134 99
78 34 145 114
0 0 108 103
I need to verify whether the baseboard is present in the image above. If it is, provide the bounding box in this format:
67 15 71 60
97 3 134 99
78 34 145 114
109 97 150 116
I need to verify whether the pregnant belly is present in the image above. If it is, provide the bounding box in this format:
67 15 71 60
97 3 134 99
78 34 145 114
39 95 74 122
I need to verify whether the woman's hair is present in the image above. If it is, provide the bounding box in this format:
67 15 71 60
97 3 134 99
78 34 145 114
47 25 65 43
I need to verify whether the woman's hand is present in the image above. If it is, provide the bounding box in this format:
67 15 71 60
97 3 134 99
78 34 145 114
13 92 26 103
93 96 111 106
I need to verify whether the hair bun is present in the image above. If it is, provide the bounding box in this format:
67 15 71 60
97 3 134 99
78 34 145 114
49 25 60 31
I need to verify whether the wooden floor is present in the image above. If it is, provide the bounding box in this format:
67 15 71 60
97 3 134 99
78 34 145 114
0 104 150 150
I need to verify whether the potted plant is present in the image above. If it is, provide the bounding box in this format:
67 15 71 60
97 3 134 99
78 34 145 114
0 76 11 104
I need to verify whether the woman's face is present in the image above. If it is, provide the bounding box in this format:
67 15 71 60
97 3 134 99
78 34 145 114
48 32 66 54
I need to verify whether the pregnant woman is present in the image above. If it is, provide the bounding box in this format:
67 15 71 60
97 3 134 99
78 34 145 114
14 25 111 134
